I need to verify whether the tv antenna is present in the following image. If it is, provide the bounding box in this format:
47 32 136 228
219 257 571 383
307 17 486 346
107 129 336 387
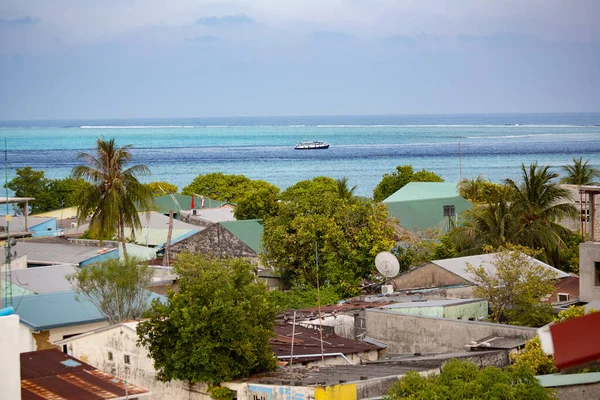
375 251 400 279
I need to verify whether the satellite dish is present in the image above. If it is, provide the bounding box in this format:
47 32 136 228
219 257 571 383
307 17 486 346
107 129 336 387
375 251 400 278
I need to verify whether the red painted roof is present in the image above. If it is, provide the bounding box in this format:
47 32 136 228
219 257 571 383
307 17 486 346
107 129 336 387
549 276 579 303
551 311 600 370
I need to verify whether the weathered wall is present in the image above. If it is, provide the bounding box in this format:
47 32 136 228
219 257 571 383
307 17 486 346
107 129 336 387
393 263 471 290
579 242 600 302
444 300 488 320
559 185 600 240
302 314 357 339
553 382 600 400
366 309 536 354
19 321 108 353
65 325 211 400
227 383 315 400
5 254 28 271
0 314 22 400
170 223 257 259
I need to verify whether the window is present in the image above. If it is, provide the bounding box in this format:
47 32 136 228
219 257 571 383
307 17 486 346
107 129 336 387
107 352 113 361
124 354 130 364
595 262 600 286
557 293 570 302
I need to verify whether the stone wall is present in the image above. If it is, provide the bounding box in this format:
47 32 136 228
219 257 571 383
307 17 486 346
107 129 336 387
554 382 600 400
366 309 536 354
170 223 257 259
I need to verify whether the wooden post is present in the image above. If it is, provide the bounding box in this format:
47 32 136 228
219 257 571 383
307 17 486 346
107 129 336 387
591 193 596 242
164 210 173 265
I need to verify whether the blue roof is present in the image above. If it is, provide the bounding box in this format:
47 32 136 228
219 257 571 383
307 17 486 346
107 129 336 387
14 290 166 330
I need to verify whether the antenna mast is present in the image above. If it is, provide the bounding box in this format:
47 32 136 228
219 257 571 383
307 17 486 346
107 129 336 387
3 138 13 307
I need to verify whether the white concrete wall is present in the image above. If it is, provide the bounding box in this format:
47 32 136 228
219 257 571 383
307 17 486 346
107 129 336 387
65 325 211 400
0 314 22 400
18 321 109 353
302 314 356 339
3 254 28 271
580 242 600 302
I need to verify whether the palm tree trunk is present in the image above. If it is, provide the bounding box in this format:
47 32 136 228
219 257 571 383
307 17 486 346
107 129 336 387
120 211 128 260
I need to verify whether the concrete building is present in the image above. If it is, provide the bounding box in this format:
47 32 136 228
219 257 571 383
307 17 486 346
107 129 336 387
179 206 236 227
579 241 600 302
393 252 569 297
0 216 59 237
382 182 472 233
0 311 21 400
380 298 488 321
6 239 119 267
151 194 231 218
170 219 263 261
560 184 600 240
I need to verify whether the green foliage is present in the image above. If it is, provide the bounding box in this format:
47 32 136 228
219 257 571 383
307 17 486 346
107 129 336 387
261 177 396 297
560 157 599 185
335 177 357 202
137 253 277 385
147 181 178 195
72 138 154 258
449 163 576 266
560 231 584 274
392 229 441 273
466 246 557 326
234 184 280 220
4 167 92 214
373 165 444 202
207 385 235 400
182 172 278 205
459 175 505 203
267 284 342 311
67 257 153 325
384 359 555 400
431 235 458 260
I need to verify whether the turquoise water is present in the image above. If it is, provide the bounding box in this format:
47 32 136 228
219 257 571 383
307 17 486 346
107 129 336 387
1 113 599 197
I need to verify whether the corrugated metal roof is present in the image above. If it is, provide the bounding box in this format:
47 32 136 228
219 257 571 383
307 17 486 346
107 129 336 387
5 241 118 266
537 372 600 388
271 324 383 362
0 216 55 232
14 290 166 330
21 348 150 399
219 219 263 253
151 194 229 214
9 264 78 294
383 182 462 202
1 279 35 297
431 252 570 284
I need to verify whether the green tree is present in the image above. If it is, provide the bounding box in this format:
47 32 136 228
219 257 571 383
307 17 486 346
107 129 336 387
268 284 342 311
560 157 599 185
466 246 557 326
67 258 154 325
335 176 357 202
459 175 504 203
137 253 277 385
261 177 395 296
392 228 440 273
147 181 178 196
72 138 154 258
373 165 443 202
182 172 279 204
384 359 555 400
233 185 280 220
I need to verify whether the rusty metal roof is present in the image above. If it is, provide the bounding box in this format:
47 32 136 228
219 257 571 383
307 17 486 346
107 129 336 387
271 324 383 363
21 349 150 399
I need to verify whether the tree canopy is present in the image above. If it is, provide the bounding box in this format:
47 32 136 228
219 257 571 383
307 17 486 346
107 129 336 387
72 138 154 258
466 246 557 326
4 166 92 214
182 172 279 204
384 359 555 400
147 181 178 196
67 257 154 325
459 175 505 203
136 253 277 385
560 157 599 185
233 184 280 220
261 176 396 296
373 165 443 202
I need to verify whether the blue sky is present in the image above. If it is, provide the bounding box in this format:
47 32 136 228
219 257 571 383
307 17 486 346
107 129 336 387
0 0 598 120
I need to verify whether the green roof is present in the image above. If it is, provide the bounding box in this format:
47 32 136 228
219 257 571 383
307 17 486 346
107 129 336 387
2 280 35 297
383 182 462 202
537 372 600 388
384 196 472 233
150 194 229 214
219 220 263 253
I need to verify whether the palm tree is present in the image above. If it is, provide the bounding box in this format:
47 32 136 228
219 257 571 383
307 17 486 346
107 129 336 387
72 138 154 259
459 175 485 202
335 177 357 201
560 157 599 185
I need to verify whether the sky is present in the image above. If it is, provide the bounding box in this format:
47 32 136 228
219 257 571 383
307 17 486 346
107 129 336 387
0 0 598 120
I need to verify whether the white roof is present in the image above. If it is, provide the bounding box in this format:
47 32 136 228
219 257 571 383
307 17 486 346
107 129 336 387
9 264 78 294
182 208 236 224
432 253 570 284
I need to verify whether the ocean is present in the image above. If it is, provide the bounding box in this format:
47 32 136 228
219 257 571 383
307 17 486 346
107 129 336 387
1 113 599 198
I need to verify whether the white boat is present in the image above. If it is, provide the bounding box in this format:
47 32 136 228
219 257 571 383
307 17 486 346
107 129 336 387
295 141 330 150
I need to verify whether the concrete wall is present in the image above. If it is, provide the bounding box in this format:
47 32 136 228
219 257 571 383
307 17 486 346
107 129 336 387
393 263 471 291
553 382 600 400
0 314 22 400
559 185 600 240
170 223 257 259
64 325 211 400
579 242 600 302
383 300 488 321
302 314 357 339
31 218 58 237
366 309 537 354
19 321 108 353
